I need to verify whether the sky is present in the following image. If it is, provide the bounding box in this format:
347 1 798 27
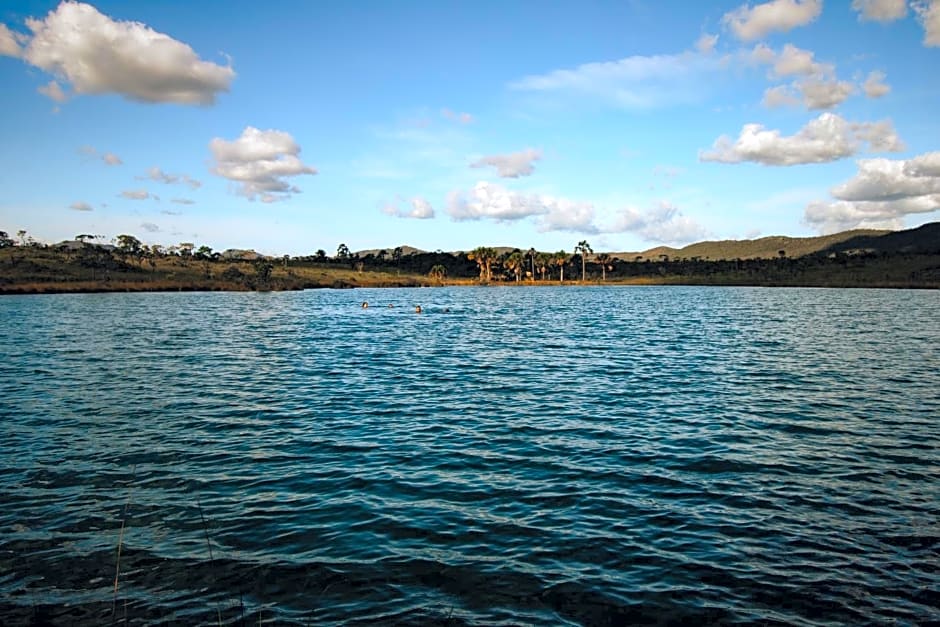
1 0 938 256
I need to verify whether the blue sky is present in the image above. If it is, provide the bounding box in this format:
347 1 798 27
1 0 938 255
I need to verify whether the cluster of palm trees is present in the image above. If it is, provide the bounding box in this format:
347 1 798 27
467 240 609 283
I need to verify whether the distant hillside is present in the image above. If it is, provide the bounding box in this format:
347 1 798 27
821 222 940 255
613 228 892 261
354 245 426 257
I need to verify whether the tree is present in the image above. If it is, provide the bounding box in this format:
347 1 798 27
505 251 524 282
336 243 350 259
596 253 612 281
254 258 274 286
315 249 327 261
468 246 497 282
17 230 27 246
527 247 537 281
178 242 194 266
195 245 214 277
428 264 447 283
554 250 569 282
116 234 143 264
575 240 593 282
536 252 552 281
0 231 13 248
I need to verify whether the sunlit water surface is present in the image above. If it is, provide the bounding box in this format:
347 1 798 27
1 286 937 625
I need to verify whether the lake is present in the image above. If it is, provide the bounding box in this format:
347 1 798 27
0 286 937 625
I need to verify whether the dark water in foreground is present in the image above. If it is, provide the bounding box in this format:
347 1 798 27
0 286 938 625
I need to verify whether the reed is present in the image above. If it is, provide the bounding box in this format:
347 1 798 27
197 498 223 627
111 466 136 623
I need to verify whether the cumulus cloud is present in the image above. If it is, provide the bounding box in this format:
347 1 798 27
69 201 93 211
441 108 474 124
120 189 153 200
612 201 710 245
140 222 160 233
804 152 940 232
470 148 542 178
769 43 823 77
913 0 940 46
509 50 726 109
209 127 317 202
37 79 68 102
0 23 23 56
798 76 855 109
862 70 891 97
696 33 719 53
141 166 201 189
723 0 822 41
762 84 801 107
852 0 908 21
750 43 855 109
832 155 940 201
700 113 903 165
382 196 435 219
2 1 234 104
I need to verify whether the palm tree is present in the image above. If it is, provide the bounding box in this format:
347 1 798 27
428 264 447 283
575 240 593 282
536 252 552 281
527 247 537 281
554 250 569 283
505 251 524 282
468 246 497 282
596 253 612 281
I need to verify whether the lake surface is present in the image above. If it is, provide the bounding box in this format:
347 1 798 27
1 286 937 625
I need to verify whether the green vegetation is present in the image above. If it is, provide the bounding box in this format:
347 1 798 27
1 224 938 294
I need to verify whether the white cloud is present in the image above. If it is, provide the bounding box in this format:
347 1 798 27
696 33 719 53
209 127 317 202
37 79 68 102
798 76 855 109
79 145 122 165
441 108 474 124
5 1 234 104
750 43 854 110
171 198 195 205
120 189 152 200
382 196 435 219
762 84 800 107
862 70 891 97
723 0 822 41
141 222 160 233
0 23 22 57
771 43 822 76
142 166 201 189
447 182 552 222
913 0 940 46
852 0 908 21
509 50 726 109
904 151 940 177
470 148 542 178
444 182 706 241
612 201 709 245
69 201 93 211
804 152 940 232
700 113 904 166
832 156 940 201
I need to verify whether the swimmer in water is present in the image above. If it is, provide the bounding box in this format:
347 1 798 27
415 305 422 313
361 301 368 308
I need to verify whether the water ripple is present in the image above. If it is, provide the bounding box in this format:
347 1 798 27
0 286 938 625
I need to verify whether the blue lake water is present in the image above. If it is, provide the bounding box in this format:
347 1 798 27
0 286 938 625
